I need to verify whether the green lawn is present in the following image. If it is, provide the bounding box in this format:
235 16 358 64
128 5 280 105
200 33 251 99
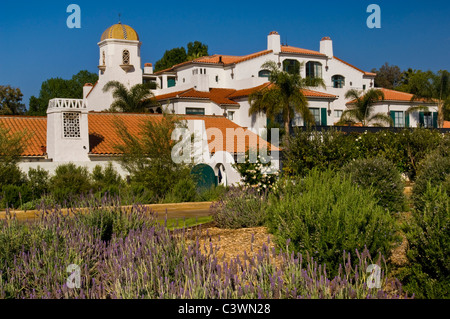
159 216 213 230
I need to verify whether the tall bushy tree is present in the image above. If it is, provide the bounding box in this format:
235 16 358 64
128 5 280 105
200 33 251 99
339 89 393 126
371 63 403 89
154 41 210 72
397 69 450 126
248 61 325 138
0 86 26 115
113 112 191 199
103 81 156 113
187 41 209 61
0 123 27 193
28 70 98 116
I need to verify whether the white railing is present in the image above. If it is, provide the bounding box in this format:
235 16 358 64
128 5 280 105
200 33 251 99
48 98 87 110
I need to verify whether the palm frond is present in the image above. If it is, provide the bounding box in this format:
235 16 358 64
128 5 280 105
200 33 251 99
367 112 393 126
405 105 430 115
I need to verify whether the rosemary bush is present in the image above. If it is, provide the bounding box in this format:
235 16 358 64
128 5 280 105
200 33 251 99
266 169 399 277
340 157 406 213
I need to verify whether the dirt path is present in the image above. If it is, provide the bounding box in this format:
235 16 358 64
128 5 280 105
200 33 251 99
0 202 213 222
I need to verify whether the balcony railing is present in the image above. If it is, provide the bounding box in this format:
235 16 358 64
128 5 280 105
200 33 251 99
48 98 87 110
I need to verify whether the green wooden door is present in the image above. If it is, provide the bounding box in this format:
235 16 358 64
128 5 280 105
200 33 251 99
321 108 328 126
191 164 217 190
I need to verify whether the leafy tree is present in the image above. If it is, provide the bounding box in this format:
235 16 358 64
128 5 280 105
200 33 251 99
0 123 28 198
248 61 325 140
154 47 188 72
154 41 209 72
338 89 393 126
113 112 191 199
187 41 209 61
103 81 156 113
0 85 26 115
28 70 98 116
397 69 450 127
0 123 27 167
371 63 403 89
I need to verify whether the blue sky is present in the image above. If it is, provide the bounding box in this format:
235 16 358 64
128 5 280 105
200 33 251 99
1 0 449 109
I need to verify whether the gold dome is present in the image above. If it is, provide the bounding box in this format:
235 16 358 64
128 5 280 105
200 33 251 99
100 23 139 42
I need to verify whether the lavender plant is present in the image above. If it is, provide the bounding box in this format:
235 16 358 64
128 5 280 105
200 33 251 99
0 196 406 299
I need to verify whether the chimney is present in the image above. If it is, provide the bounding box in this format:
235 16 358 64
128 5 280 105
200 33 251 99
320 37 333 58
83 83 93 99
144 63 154 74
268 31 281 54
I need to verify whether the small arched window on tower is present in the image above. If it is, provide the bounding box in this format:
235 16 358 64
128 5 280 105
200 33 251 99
102 51 106 66
122 50 130 65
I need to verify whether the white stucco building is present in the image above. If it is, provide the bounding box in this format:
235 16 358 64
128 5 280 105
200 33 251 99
0 22 440 186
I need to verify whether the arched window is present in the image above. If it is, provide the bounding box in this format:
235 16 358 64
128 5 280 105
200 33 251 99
306 61 322 79
122 50 130 65
102 51 106 66
283 59 301 75
332 75 345 88
258 70 271 78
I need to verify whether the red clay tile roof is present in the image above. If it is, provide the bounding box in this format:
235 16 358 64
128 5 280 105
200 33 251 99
346 88 438 105
154 50 273 75
281 45 326 57
85 81 98 98
155 88 239 106
89 113 278 155
333 57 376 76
227 83 273 99
180 115 279 154
155 84 337 104
0 113 278 157
0 116 47 157
227 83 337 100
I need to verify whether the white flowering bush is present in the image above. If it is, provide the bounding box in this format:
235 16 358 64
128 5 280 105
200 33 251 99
233 151 279 193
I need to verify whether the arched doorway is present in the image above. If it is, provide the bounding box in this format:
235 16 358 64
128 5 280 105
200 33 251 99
215 163 227 186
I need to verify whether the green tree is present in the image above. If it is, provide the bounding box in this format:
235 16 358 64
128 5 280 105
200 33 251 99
113 112 191 199
187 41 209 61
397 69 450 125
154 47 188 72
0 85 26 115
371 62 403 89
338 89 393 126
103 81 156 113
248 61 325 139
0 124 28 197
154 41 209 72
28 70 98 116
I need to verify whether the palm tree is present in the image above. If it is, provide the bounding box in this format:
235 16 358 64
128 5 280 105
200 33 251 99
103 81 157 113
248 61 325 137
339 89 393 127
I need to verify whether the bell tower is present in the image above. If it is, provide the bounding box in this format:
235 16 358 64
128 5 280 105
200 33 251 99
85 23 143 112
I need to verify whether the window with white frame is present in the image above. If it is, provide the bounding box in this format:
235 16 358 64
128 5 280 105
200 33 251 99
332 75 345 88
306 61 323 79
393 111 405 128
310 108 321 125
228 111 235 121
334 110 343 119
424 112 433 128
